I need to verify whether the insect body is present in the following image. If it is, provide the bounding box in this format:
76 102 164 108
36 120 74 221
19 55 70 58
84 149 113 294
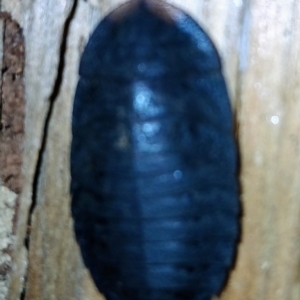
71 1 239 300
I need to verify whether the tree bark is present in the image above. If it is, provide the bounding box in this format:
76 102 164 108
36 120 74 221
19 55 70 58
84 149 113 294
0 0 299 299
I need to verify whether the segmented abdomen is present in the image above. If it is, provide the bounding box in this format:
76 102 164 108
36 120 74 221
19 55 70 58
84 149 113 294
71 73 238 300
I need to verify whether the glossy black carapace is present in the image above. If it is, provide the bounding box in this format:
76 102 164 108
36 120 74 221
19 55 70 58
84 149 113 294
71 1 239 300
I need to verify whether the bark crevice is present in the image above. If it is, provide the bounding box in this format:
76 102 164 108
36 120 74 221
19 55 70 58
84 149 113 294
20 1 78 299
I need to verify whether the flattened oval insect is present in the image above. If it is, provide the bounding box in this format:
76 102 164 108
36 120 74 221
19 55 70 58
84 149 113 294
71 1 240 300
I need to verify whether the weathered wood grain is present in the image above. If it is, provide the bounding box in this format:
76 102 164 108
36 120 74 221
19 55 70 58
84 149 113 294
222 2 300 299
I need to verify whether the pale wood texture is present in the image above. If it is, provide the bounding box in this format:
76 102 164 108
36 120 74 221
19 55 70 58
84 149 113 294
2 0 300 299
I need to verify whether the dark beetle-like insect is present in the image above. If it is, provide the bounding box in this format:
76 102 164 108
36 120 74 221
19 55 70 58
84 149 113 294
71 1 239 300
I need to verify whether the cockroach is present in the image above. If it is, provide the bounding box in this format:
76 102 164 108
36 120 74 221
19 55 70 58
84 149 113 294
71 1 239 300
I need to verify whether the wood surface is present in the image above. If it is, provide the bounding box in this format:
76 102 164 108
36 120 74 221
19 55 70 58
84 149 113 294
0 0 299 299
